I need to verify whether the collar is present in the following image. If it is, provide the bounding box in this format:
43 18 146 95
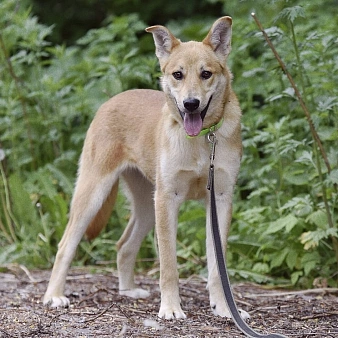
186 117 224 139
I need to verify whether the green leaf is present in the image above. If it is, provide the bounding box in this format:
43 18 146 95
306 210 328 229
317 97 338 111
300 229 338 250
291 271 303 285
229 269 275 284
318 127 338 141
270 247 289 269
239 207 268 224
284 170 311 185
266 214 298 234
37 170 58 199
247 187 269 199
328 169 338 185
0 244 17 264
9 173 38 226
286 249 298 270
295 151 316 167
301 251 321 276
280 196 313 217
252 262 270 274
46 164 74 195
275 6 306 23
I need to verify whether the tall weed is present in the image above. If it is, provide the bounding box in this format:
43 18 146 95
0 0 158 267
229 1 338 287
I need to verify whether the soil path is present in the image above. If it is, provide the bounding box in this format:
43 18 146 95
0 266 337 337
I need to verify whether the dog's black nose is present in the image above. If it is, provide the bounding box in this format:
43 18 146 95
183 98 200 112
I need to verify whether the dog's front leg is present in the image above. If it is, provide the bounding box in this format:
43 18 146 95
205 175 250 320
206 191 232 318
155 188 186 320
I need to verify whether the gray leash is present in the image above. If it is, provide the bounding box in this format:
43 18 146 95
207 131 287 338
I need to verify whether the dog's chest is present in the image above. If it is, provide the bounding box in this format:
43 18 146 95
159 141 211 200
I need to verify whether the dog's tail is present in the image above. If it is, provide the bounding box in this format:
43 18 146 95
85 180 119 240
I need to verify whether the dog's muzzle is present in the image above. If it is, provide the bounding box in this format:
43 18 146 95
177 96 213 137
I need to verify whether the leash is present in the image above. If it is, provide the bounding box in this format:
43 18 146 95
206 131 287 338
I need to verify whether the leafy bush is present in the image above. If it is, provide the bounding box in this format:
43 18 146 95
227 2 338 287
0 0 158 267
0 0 337 288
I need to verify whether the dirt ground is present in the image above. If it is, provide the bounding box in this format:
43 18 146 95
0 265 337 338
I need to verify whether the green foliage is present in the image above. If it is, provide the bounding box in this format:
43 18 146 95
1 0 337 288
226 0 338 287
0 0 158 267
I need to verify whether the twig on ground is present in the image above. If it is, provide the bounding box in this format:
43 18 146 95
243 287 338 298
18 264 38 283
299 312 338 320
83 302 116 323
83 302 136 324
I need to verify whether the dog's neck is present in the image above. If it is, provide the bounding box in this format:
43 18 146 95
186 118 224 139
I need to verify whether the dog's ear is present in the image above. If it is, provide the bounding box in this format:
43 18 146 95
145 25 180 62
203 16 232 62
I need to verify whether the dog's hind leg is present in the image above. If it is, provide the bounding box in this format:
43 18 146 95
116 169 155 299
43 167 119 308
85 180 119 240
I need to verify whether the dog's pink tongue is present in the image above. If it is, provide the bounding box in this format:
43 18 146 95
184 113 203 137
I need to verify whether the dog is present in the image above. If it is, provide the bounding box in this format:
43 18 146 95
43 16 245 320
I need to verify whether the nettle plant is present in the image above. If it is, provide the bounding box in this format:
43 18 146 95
229 5 338 287
0 0 158 266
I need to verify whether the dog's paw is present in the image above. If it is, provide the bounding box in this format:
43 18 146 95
210 301 250 320
119 288 150 299
210 301 231 318
43 295 70 308
158 305 187 320
238 309 251 321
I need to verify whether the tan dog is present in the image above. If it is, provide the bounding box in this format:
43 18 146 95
44 16 244 320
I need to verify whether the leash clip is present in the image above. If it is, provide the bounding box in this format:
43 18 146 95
207 131 217 167
207 131 217 190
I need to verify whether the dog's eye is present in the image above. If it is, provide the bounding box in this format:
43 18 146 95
172 71 183 80
201 71 212 80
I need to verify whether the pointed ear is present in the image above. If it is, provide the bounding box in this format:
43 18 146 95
203 16 232 62
145 25 180 62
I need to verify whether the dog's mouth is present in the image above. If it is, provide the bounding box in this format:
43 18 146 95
177 96 213 137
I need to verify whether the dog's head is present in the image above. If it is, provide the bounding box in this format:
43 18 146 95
146 17 233 137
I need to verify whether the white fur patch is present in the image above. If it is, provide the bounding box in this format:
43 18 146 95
158 305 187 320
44 296 70 308
119 288 150 299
